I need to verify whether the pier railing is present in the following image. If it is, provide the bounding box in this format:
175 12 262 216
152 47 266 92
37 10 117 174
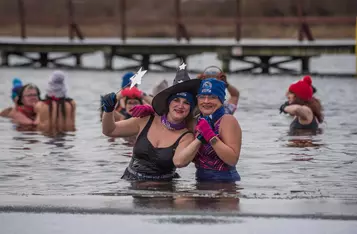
0 0 355 41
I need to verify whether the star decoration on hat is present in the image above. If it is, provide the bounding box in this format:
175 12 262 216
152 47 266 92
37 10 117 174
130 67 147 89
179 62 187 70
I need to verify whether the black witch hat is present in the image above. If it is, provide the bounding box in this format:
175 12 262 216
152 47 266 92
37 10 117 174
152 62 201 115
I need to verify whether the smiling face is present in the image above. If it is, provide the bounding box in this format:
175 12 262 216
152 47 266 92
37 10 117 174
125 98 142 115
197 94 222 116
167 97 191 123
286 91 296 104
21 87 39 107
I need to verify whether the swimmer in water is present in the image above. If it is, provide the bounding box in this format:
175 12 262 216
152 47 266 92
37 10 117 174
279 76 323 131
34 70 76 135
101 64 200 181
11 83 40 126
173 78 242 182
0 78 23 118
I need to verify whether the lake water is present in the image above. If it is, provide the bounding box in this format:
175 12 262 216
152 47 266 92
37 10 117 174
0 42 357 232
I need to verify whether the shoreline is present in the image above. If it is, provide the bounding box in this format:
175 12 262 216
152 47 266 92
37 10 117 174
1 195 357 219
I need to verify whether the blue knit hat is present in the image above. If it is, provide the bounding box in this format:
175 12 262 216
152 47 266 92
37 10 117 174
121 72 135 88
197 78 226 103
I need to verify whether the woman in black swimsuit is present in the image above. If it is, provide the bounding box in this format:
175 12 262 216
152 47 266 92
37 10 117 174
101 64 201 181
280 76 323 131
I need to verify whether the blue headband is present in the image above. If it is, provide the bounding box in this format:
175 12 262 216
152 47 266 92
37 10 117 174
198 78 226 103
121 72 135 88
168 92 195 112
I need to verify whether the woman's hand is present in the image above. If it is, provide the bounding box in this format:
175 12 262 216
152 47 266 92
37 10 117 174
130 104 154 118
195 118 216 143
101 92 117 113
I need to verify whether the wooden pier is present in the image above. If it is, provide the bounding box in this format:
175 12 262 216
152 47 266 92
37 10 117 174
0 37 355 75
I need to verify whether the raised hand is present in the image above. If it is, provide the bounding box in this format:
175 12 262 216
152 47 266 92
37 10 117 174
130 104 154 118
101 92 117 113
279 101 290 114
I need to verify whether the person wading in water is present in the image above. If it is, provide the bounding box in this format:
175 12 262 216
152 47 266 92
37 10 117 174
34 70 76 135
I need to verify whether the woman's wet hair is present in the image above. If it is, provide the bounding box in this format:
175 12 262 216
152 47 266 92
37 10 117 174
17 83 41 105
293 96 324 123
45 95 74 130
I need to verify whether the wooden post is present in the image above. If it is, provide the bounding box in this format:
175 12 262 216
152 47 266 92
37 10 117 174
175 0 189 42
17 0 26 39
120 0 127 42
142 55 150 70
222 58 230 73
301 57 310 74
355 17 357 77
296 0 313 41
67 0 74 40
260 56 271 74
175 0 181 41
67 0 84 40
235 0 242 42
39 53 48 67
74 53 82 67
1 51 9 66
104 51 113 70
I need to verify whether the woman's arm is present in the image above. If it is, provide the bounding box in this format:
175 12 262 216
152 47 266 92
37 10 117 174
142 93 153 105
11 111 35 125
284 104 312 121
102 112 148 137
221 75 239 106
69 101 76 131
210 115 241 166
0 107 13 118
173 133 200 168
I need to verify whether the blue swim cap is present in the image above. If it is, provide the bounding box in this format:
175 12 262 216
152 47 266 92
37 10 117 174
121 72 135 88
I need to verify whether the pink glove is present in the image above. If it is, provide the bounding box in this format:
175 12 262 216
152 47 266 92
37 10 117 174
195 118 216 142
130 104 155 118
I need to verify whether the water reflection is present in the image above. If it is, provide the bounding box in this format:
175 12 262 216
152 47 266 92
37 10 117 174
43 134 75 149
286 139 323 148
151 216 243 225
131 181 240 212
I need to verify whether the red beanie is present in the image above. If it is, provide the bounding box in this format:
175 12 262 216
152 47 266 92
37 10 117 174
121 87 142 99
288 76 313 101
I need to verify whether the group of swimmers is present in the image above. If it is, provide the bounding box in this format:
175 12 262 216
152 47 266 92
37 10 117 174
0 71 76 135
0 64 323 183
101 64 324 183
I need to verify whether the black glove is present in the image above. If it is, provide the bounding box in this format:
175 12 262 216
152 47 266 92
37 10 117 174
101 92 117 113
197 134 207 144
279 101 290 114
